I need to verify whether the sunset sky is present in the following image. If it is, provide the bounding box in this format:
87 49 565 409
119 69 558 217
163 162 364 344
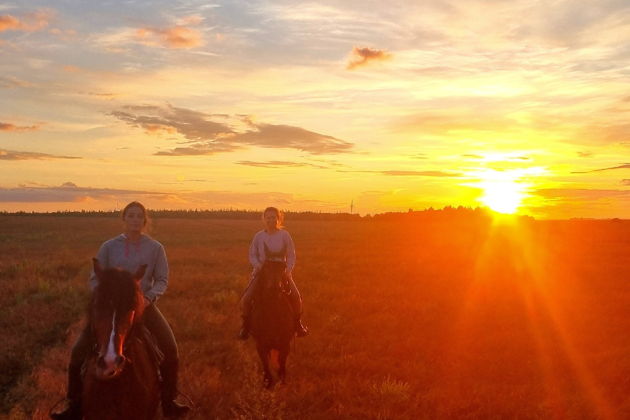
1 0 628 218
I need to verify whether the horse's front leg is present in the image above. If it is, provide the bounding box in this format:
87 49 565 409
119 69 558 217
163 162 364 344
256 344 273 388
278 345 289 385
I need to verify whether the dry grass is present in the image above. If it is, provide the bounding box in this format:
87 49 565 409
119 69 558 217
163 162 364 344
0 215 629 419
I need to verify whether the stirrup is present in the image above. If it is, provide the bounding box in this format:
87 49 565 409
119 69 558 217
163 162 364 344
50 399 81 420
162 398 191 418
238 327 249 340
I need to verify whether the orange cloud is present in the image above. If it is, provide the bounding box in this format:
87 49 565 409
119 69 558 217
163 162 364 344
0 149 79 160
143 123 177 135
135 26 203 49
0 10 53 33
346 46 392 70
62 65 81 73
0 122 40 132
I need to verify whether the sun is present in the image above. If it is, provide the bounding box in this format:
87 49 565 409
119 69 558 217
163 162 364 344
479 179 526 214
471 168 536 214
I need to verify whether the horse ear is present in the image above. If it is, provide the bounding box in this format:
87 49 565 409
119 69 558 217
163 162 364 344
134 264 147 281
93 258 103 279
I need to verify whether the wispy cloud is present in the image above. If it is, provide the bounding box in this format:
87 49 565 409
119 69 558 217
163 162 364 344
229 123 353 154
571 163 630 174
0 122 40 132
111 104 353 155
534 188 630 201
236 160 327 169
0 149 80 160
0 182 164 202
347 46 392 70
382 170 461 177
0 76 32 88
134 26 204 49
338 169 461 177
622 179 630 186
154 143 240 156
0 183 340 211
0 9 53 33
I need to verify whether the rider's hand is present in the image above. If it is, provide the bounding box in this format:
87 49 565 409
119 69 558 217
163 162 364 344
143 296 151 308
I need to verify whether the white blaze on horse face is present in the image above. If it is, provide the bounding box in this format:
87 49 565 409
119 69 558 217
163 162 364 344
104 310 117 366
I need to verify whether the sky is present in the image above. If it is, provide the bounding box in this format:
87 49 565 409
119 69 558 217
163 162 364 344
1 0 629 218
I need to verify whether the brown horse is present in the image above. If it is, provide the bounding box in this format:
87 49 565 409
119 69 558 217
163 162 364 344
249 261 295 388
82 258 161 419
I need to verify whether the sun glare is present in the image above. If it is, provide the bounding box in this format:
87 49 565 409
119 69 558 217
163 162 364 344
479 179 526 214
470 168 539 214
465 165 546 215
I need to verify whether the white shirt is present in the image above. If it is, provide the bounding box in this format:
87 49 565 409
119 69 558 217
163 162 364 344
248 229 296 271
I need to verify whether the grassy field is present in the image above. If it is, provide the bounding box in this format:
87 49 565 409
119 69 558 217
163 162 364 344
0 214 628 419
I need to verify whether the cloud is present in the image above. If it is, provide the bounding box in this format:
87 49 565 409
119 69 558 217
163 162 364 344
571 163 630 174
0 149 80 160
0 9 53 33
230 123 353 154
577 151 593 158
111 105 232 140
534 188 630 200
338 169 461 177
0 122 40 132
0 76 32 88
134 26 204 49
347 46 392 70
154 144 240 156
0 184 340 211
381 170 461 177
0 183 166 203
236 160 327 169
621 179 630 186
111 104 353 155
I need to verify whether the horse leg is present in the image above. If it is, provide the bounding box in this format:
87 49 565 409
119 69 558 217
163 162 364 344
256 344 273 389
278 343 289 384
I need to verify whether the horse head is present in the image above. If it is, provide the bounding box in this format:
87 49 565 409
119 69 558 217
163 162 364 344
90 258 146 380
257 261 288 297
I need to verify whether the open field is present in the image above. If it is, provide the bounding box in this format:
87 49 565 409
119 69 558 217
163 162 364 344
0 214 629 419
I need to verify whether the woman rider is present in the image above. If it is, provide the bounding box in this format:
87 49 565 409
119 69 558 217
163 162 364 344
51 202 191 419
238 206 309 339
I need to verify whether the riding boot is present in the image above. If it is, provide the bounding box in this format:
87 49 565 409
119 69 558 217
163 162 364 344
50 364 82 420
238 312 251 340
161 359 191 418
295 316 309 337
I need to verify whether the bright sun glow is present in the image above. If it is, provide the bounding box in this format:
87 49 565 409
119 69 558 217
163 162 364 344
479 179 527 214
469 167 545 214
464 164 547 215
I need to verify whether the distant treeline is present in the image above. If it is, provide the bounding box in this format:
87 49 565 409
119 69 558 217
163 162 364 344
0 209 361 220
0 206 526 221
4 206 627 222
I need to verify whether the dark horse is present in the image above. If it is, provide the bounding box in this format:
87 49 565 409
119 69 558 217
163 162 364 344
82 258 161 419
249 261 295 388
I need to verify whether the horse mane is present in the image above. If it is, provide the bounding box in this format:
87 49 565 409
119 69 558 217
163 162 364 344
90 268 142 318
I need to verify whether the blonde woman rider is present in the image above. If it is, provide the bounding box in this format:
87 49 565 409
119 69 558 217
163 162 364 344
238 207 309 340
